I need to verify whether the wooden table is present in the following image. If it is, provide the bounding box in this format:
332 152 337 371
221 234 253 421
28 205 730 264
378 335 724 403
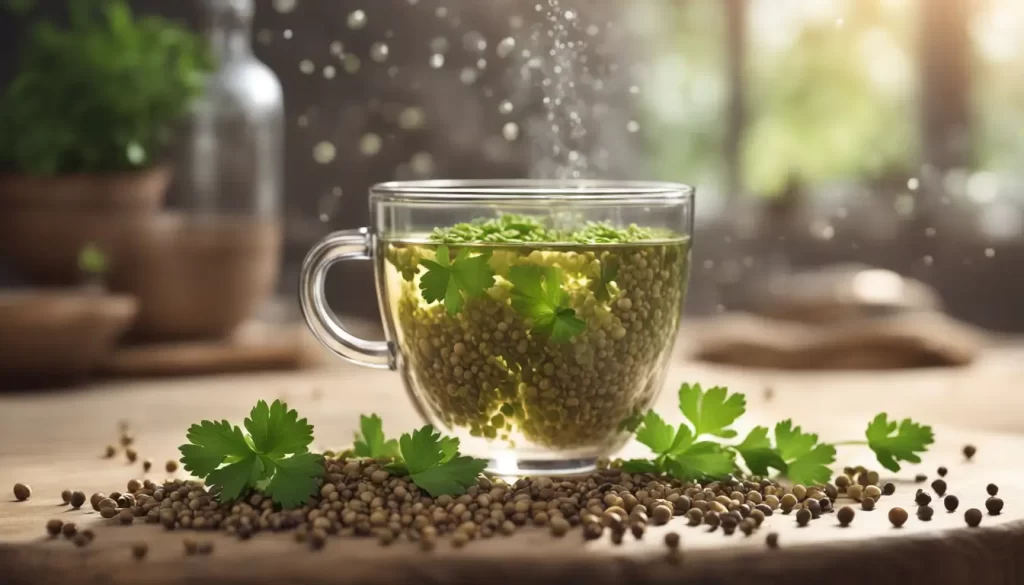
3 340 1024 584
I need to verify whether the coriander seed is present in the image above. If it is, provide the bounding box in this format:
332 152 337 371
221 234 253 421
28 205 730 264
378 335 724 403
964 508 982 527
882 482 895 496
704 511 721 528
166 460 178 473
90 493 105 511
126 448 138 463
937 466 947 477
987 483 999 496
795 508 811 527
100 507 119 519
685 508 703 526
61 489 72 504
986 497 1004 515
45 519 64 537
62 522 78 538
861 497 875 511
917 505 934 521
119 509 135 525
835 475 850 491
127 479 142 493
70 490 86 509
652 504 672 525
766 532 779 549
864 485 882 500
888 507 908 528
81 529 95 542
664 532 680 549
72 533 90 548
915 490 931 506
805 498 822 519
197 541 214 555
452 531 470 548
866 471 880 486
847 485 864 502
792 485 807 501
583 522 603 540
837 506 855 527
104 445 116 458
13 483 31 501
143 459 152 473
931 479 947 497
120 433 134 447
944 495 959 512
963 444 977 460
550 516 570 537
310 530 327 550
915 474 927 483
739 518 755 536
132 542 148 560
780 493 797 513
630 522 645 539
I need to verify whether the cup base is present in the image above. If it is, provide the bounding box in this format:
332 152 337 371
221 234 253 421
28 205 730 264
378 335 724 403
486 455 597 478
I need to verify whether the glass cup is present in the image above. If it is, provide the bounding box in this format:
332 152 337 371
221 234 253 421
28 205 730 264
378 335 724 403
300 180 694 475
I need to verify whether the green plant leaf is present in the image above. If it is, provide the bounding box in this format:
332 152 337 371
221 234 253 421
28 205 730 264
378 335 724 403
678 383 746 439
865 414 935 472
409 456 488 498
509 265 586 342
262 452 324 509
666 442 736 480
419 245 495 315
774 420 835 484
353 414 400 459
735 426 787 476
244 400 313 458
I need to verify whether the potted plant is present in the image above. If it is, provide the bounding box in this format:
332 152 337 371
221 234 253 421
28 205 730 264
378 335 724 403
0 0 211 210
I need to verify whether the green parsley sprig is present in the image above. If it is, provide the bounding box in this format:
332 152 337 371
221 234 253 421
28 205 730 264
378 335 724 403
624 383 934 485
508 265 586 343
179 400 323 509
419 244 496 315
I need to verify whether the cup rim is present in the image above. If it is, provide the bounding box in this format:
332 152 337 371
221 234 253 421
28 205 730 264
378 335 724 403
370 179 694 204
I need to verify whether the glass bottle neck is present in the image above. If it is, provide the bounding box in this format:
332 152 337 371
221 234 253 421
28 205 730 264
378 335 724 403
208 0 254 60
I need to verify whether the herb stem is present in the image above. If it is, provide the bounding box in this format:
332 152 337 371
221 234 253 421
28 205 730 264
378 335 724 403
831 440 869 446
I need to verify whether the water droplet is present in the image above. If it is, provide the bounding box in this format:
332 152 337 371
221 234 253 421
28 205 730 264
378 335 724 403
509 15 524 29
463 31 487 52
283 29 293 39
459 67 478 85
410 152 435 176
299 60 315 74
343 54 361 74
435 6 448 18
322 65 336 79
586 24 600 36
502 122 520 141
810 219 835 240
313 141 336 164
894 194 915 216
907 177 920 191
564 9 576 20
272 0 297 13
985 248 995 258
629 85 640 95
297 115 309 127
496 37 516 58
398 107 426 130
329 41 344 55
626 120 640 133
370 42 390 63
925 227 937 237
360 133 383 156
477 58 487 70
429 54 445 69
347 10 367 30
498 100 513 115
430 37 449 54
703 259 715 270
126 142 146 165
923 255 934 266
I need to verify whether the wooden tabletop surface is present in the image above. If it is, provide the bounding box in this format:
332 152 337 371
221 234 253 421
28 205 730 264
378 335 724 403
3 338 1024 584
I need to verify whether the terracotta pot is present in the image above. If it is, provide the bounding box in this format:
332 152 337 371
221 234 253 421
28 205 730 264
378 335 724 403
0 165 171 212
0 290 138 389
109 214 283 341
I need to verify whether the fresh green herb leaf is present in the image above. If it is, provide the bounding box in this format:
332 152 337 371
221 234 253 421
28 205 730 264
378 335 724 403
774 420 835 485
179 400 322 508
620 459 662 474
735 426 787 477
590 256 618 302
865 414 935 472
666 442 736 480
353 414 400 459
419 245 496 315
508 265 586 343
394 425 486 497
678 383 746 439
634 410 693 456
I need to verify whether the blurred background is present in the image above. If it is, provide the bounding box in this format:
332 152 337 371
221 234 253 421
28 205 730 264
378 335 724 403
0 0 1021 384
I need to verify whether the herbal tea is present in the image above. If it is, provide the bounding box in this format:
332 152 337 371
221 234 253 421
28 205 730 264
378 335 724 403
378 216 690 460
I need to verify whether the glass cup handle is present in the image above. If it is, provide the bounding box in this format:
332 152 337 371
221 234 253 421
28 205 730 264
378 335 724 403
299 227 394 369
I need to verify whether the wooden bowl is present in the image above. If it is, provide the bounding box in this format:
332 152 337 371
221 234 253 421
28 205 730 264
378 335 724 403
0 165 170 213
0 290 138 389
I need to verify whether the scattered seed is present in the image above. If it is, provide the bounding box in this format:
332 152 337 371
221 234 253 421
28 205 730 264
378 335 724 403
739 518 755 536
45 519 64 537
100 507 119 519
861 497 876 511
987 483 999 496
964 508 983 527
936 466 947 477
864 485 882 500
915 490 932 506
835 475 850 491
931 479 947 497
309 529 327 550
792 485 807 501
944 495 959 512
165 460 178 473
90 493 105 511
120 434 135 447
119 509 135 525
652 504 672 526
127 479 142 493
377 531 395 546
143 460 152 473
610 530 624 545
131 542 148 560
888 507 909 528
197 541 214 555
963 445 977 461
72 533 90 548
795 508 811 527
848 485 864 502
780 493 798 513
749 509 766 527
69 491 86 509
986 497 1004 516
824 483 838 500
663 531 680 549
60 490 72 504
13 483 31 501
62 523 78 538
917 505 934 521
81 529 95 542
765 532 779 548
452 531 470 548
583 522 603 540
126 448 138 463
550 516 570 537
914 474 928 483
805 499 822 519
882 482 895 496
837 506 855 527
630 522 645 539
866 471 880 486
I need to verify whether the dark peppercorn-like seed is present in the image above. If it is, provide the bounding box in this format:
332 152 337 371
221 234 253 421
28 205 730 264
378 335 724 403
931 480 947 497
805 499 822 519
861 497 876 512
685 508 703 526
944 495 959 512
819 498 833 514
882 482 896 496
937 466 947 477
13 483 31 501
835 475 850 491
664 532 680 549
755 503 773 517
61 490 72 504
45 519 64 537
986 497 1004 515
915 490 932 506
132 542 148 560
70 491 86 509
837 506 855 527
739 518 755 536
143 460 152 473
165 460 178 473
197 541 214 555
72 533 90 548
104 445 117 458
125 449 138 463
62 523 78 538
81 529 95 542
889 507 909 527
987 483 999 496
965 508 983 527
766 532 779 549
795 508 811 527
917 505 934 521
914 474 928 483
963 445 976 460
90 493 105 511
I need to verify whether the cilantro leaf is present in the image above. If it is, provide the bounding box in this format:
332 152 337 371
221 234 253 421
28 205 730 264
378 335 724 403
635 411 693 456
678 383 746 439
179 400 323 508
774 420 835 484
399 425 447 474
508 265 586 343
419 245 495 315
438 436 460 463
621 459 662 474
590 256 618 302
262 452 324 509
866 414 935 472
410 456 488 498
353 414 400 459
735 426 787 477
666 442 736 480
245 399 313 458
